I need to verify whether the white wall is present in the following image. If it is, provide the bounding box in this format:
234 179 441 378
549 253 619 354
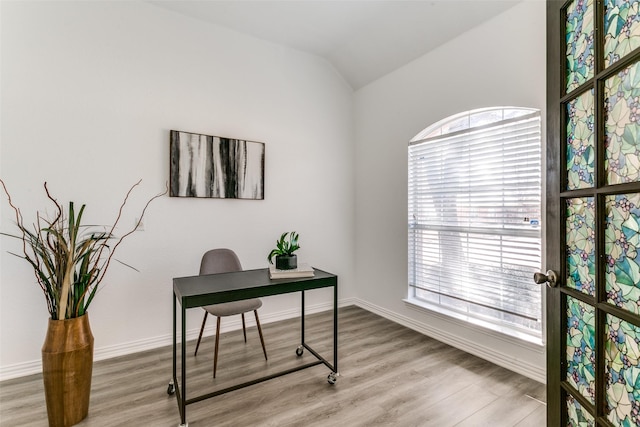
1 0 548 384
353 1 547 382
0 1 355 379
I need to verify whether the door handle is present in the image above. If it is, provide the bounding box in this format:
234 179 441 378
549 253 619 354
533 270 558 287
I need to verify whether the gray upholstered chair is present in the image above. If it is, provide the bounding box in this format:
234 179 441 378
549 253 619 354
193 248 268 378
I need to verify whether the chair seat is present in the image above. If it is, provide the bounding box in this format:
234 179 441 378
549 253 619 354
203 298 262 317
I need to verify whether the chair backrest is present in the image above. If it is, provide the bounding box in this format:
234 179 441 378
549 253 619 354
199 248 242 275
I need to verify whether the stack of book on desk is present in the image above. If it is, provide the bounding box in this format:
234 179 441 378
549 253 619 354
269 263 315 279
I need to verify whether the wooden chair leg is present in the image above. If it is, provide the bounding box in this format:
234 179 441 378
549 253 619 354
194 311 208 356
241 313 247 343
254 310 267 360
213 316 221 378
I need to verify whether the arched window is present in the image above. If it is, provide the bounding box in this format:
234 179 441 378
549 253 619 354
408 107 542 340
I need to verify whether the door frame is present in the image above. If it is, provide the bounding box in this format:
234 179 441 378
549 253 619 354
546 1 563 426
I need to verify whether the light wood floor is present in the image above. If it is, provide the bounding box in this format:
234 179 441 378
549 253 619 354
0 306 546 426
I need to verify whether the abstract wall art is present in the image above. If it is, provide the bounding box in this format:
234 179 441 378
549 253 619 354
170 130 265 199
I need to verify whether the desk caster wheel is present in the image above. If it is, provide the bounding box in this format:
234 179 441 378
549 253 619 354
327 372 337 385
296 345 304 356
167 380 175 395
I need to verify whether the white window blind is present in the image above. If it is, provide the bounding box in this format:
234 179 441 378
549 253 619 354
408 108 542 338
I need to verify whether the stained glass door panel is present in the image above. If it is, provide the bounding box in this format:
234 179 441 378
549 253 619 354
567 91 596 190
567 197 596 294
567 296 597 404
568 394 596 427
605 193 640 312
604 61 640 185
566 0 594 92
604 0 640 68
549 0 640 425
605 314 640 425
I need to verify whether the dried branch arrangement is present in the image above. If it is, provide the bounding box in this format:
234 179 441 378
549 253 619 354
0 179 166 319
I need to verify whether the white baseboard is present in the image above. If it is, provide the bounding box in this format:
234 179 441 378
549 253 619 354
0 298 357 382
353 298 546 384
0 297 544 383
0 359 42 382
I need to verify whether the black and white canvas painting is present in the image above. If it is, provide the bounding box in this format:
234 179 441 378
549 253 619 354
170 130 265 199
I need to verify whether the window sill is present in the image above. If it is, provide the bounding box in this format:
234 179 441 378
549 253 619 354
403 297 544 348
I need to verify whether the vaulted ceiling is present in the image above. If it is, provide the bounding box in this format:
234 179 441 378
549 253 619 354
149 1 520 90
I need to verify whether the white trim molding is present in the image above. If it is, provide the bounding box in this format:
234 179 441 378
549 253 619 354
0 298 357 382
0 297 545 383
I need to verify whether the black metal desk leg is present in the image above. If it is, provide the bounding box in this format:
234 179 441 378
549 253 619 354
173 295 176 387
181 301 187 426
333 282 338 374
301 290 306 346
170 294 177 399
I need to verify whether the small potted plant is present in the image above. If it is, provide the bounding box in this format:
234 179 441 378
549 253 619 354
267 231 300 270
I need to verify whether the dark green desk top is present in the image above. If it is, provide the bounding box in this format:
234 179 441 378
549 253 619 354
173 268 337 309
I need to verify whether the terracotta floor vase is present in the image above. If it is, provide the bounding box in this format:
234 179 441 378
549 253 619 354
41 314 94 427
